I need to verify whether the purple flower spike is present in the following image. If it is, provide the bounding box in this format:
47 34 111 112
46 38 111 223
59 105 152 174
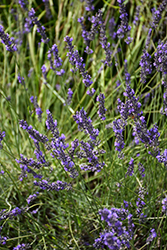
0 25 17 52
73 108 99 140
30 96 43 122
96 93 107 120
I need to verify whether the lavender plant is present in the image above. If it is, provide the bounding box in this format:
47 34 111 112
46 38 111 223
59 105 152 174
0 0 167 249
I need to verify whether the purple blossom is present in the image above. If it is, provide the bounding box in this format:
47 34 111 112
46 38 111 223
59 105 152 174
79 140 105 172
65 88 73 105
34 179 71 191
0 130 5 149
140 49 152 84
64 36 93 87
156 149 167 167
73 107 99 140
78 17 90 46
146 229 157 243
25 8 49 43
17 74 25 86
13 243 31 250
96 93 107 120
47 44 63 72
151 0 167 28
162 197 167 215
18 0 28 10
19 120 48 144
154 41 167 75
117 0 131 42
125 158 134 177
27 192 39 204
42 0 52 19
0 25 17 52
0 207 26 221
136 185 146 221
112 118 125 157
86 88 95 96
145 28 152 50
41 64 47 82
133 5 141 26
94 207 134 249
30 96 43 122
138 162 145 177
0 235 8 245
84 0 94 11
109 17 116 39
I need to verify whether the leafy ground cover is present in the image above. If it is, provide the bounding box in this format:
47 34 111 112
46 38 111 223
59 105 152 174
0 0 167 249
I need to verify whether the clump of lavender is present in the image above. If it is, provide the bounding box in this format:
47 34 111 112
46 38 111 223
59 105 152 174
17 74 25 86
46 110 78 178
0 130 5 149
87 88 95 96
30 96 43 122
138 162 145 177
96 93 107 120
125 158 134 177
93 207 134 249
133 5 141 26
0 206 27 221
27 192 39 204
112 118 125 158
151 0 167 28
42 0 52 19
34 179 71 191
84 0 94 12
154 41 167 75
109 17 116 39
162 197 167 215
78 140 105 172
140 49 152 84
65 88 73 105
73 107 99 140
0 25 17 52
146 229 157 244
78 17 90 47
41 64 47 83
117 0 132 44
64 36 93 87
25 8 49 43
136 184 147 221
18 0 28 10
13 243 31 250
47 44 64 75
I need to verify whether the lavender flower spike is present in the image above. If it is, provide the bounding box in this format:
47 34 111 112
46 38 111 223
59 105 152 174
73 107 99 140
0 130 5 149
30 96 43 122
96 93 107 120
0 25 17 52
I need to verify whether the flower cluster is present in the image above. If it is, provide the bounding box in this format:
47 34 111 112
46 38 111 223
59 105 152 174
46 110 78 178
78 140 105 172
30 96 43 122
140 49 152 84
73 107 99 140
112 118 125 157
117 0 132 44
94 207 134 249
13 243 31 250
154 41 167 75
42 0 52 19
64 36 93 87
18 0 28 10
0 207 26 221
65 88 73 105
0 130 5 149
0 25 17 52
151 0 167 28
27 192 39 204
162 197 167 215
133 5 141 26
47 44 64 75
25 8 49 43
125 158 134 177
96 93 107 120
34 179 71 191
146 229 157 244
